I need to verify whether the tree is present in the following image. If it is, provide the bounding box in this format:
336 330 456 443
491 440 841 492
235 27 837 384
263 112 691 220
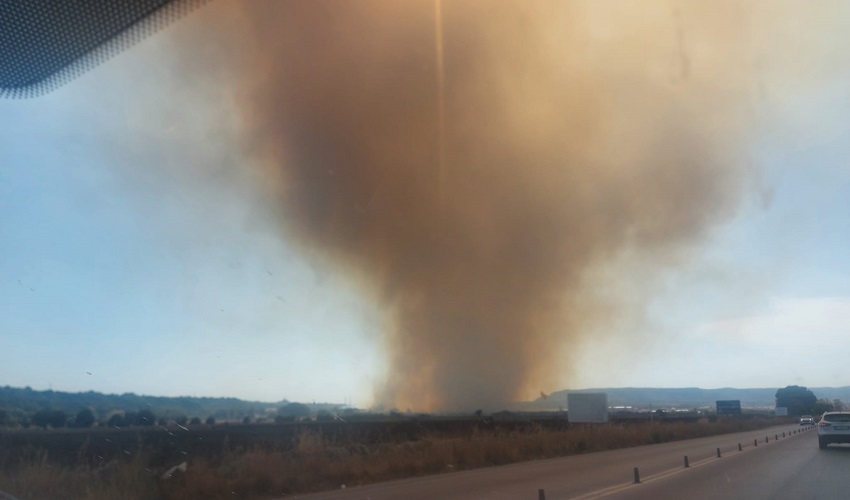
205 416 216 425
107 413 125 428
279 403 311 419
31 409 49 429
74 409 95 428
137 409 156 426
0 409 25 427
834 399 844 411
31 409 67 429
124 411 139 426
776 386 817 416
316 410 334 421
812 399 834 415
50 409 67 428
189 417 201 426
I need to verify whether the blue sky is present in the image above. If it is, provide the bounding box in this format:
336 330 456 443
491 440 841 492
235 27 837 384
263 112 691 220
2 2 850 407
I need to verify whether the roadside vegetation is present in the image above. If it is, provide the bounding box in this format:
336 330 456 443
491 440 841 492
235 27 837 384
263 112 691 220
3 383 836 499
1 415 794 500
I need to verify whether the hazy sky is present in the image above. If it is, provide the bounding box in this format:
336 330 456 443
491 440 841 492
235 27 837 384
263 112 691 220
2 1 850 409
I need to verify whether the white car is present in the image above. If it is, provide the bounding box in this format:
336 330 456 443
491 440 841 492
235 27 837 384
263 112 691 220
817 411 850 449
800 415 814 425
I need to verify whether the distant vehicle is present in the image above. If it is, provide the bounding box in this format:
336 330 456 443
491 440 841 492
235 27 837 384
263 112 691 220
800 415 814 425
817 411 850 449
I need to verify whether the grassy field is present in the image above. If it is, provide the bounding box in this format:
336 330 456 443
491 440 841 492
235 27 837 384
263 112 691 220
0 415 794 499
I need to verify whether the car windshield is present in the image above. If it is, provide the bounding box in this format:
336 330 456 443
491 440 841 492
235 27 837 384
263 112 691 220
3 1 850 498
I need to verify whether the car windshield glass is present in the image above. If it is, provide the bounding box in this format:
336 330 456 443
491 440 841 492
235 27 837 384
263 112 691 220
3 1 850 498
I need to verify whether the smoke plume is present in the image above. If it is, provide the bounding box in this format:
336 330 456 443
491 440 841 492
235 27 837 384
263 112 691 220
177 0 800 410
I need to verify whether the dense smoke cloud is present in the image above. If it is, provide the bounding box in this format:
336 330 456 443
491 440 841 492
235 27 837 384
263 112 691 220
172 0 818 410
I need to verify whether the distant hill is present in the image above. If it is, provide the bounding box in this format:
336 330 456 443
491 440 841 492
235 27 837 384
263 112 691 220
0 386 321 424
524 386 850 411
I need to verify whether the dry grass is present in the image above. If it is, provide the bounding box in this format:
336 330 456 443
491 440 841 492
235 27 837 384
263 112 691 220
0 451 160 500
0 417 788 499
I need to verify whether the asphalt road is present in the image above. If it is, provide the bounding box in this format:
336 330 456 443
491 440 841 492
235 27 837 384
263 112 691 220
605 425 850 500
295 424 819 500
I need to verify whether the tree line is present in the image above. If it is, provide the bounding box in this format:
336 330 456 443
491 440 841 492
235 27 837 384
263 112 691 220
0 402 347 429
0 385 279 422
775 385 844 416
0 407 218 429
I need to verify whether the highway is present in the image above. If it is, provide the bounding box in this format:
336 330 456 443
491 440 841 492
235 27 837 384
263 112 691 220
605 425 849 499
296 424 823 499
